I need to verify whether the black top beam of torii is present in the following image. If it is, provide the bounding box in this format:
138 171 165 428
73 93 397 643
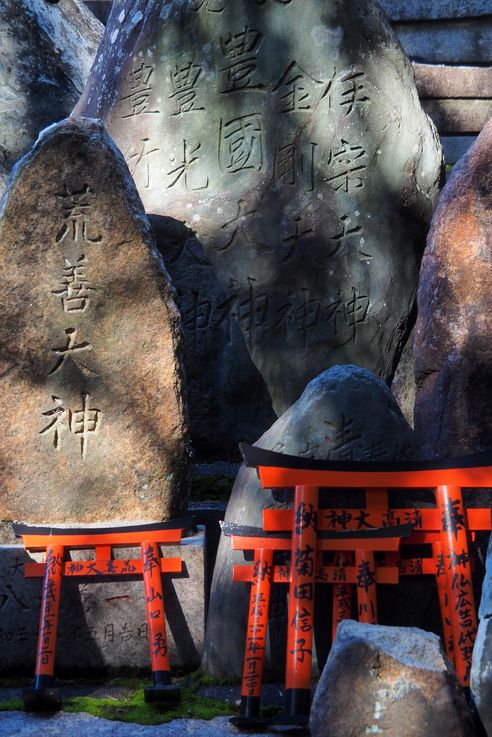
239 443 492 473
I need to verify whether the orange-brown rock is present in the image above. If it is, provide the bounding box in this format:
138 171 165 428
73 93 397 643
414 117 492 458
0 118 189 533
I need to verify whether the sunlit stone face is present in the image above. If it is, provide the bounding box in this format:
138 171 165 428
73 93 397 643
77 0 442 447
0 119 189 528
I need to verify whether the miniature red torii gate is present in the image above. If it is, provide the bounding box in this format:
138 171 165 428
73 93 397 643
225 520 413 729
15 519 191 711
236 443 492 725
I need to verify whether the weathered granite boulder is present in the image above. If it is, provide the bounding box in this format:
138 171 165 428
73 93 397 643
0 118 189 534
75 0 442 455
202 365 418 677
391 327 416 428
0 0 103 194
414 117 492 458
471 534 492 736
310 620 476 737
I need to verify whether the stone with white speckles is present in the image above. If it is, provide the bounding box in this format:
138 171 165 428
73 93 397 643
0 0 103 195
310 620 476 737
75 0 442 455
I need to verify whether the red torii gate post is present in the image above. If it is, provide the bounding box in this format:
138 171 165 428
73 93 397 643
15 519 191 711
225 521 412 728
241 444 492 691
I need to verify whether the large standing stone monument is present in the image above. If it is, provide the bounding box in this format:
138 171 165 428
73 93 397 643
414 117 492 458
0 0 103 194
75 0 443 455
0 118 189 533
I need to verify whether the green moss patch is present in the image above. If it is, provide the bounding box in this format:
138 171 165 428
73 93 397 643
0 672 237 725
190 475 234 503
0 698 23 711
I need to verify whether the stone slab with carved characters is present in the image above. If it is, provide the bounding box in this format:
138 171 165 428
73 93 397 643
74 0 443 456
0 0 103 196
0 118 189 535
0 532 204 672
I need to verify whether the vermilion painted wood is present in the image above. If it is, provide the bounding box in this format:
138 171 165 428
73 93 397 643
240 548 274 716
264 508 492 532
436 485 477 686
245 449 492 686
232 535 404 552
285 486 318 697
24 558 183 578
383 554 436 576
432 541 456 669
355 550 378 625
19 528 183 550
142 541 172 677
35 545 64 679
331 554 353 641
256 465 492 489
233 564 399 585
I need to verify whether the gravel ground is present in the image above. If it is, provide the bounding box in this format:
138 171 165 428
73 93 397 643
0 712 280 737
0 684 289 736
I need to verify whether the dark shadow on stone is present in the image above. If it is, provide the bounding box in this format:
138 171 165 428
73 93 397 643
84 1 113 24
163 567 201 669
149 214 277 460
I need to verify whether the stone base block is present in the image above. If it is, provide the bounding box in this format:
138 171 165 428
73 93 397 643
0 531 205 674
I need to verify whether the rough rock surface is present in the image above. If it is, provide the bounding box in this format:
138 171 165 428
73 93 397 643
75 0 442 455
414 117 492 458
0 0 103 194
471 533 492 737
202 365 418 677
391 327 416 428
0 118 189 531
310 620 476 737
0 713 262 737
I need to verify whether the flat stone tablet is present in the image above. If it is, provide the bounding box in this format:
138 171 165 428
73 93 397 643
76 0 443 453
0 118 189 530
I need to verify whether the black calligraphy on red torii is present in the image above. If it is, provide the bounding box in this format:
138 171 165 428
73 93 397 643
451 571 475 681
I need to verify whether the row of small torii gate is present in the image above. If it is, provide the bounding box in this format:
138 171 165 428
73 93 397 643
15 445 492 728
